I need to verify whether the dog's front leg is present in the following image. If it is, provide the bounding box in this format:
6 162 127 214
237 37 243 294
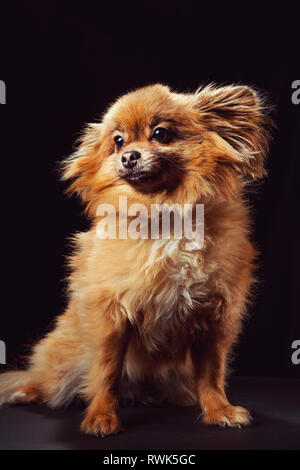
191 326 251 428
80 312 130 437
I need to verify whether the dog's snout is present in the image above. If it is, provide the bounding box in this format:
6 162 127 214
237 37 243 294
121 151 141 169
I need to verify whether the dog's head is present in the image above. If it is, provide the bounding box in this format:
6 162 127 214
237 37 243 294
62 84 273 214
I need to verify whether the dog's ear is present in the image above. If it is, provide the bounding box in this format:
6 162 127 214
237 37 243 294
61 123 104 202
192 84 273 179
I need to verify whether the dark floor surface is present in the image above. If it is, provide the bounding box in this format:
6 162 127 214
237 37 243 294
0 377 299 450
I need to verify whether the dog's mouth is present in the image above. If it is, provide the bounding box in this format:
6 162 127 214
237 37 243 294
120 169 156 185
116 154 183 193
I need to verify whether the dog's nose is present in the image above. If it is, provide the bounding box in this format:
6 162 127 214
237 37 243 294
121 151 141 168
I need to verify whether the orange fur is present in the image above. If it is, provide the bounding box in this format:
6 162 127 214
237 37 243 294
0 83 272 435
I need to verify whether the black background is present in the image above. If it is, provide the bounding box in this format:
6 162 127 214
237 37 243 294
0 1 299 379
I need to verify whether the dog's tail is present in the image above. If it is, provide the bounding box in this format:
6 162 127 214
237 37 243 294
0 370 32 405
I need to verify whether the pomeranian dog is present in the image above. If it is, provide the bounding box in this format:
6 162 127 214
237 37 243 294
0 83 272 436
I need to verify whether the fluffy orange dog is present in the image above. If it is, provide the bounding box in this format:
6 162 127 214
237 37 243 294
0 84 272 436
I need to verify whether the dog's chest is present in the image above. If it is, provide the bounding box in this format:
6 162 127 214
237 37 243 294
127 240 210 348
148 240 207 306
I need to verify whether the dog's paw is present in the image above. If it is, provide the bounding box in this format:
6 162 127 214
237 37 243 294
202 405 252 428
8 386 40 405
80 412 122 437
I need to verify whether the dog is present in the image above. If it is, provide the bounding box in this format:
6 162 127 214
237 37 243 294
0 83 272 436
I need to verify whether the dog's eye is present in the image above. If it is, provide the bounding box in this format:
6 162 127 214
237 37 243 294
114 135 124 148
152 127 172 144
